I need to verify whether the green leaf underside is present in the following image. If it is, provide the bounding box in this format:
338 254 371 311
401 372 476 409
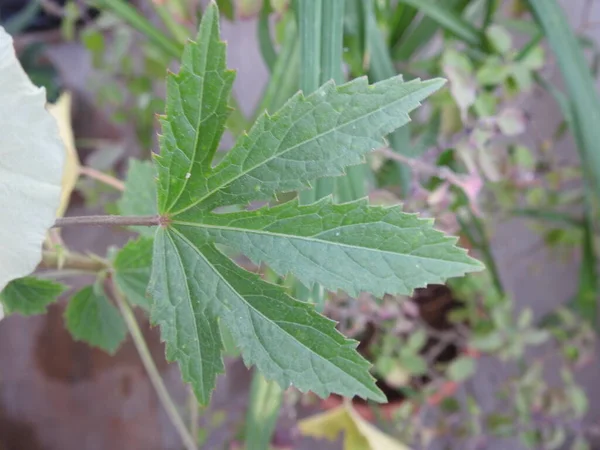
113 237 154 309
173 197 481 297
152 228 384 402
0 277 67 315
151 2 479 405
117 159 158 237
64 286 127 354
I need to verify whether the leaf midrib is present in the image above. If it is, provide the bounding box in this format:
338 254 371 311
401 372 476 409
169 79 441 216
169 227 379 396
171 219 477 266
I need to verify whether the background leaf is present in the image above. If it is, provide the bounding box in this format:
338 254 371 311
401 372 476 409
0 277 67 316
0 27 65 291
244 372 283 450
113 237 153 309
117 159 157 237
299 401 411 450
64 285 127 354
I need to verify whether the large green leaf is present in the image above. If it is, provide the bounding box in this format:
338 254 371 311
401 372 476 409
150 3 480 405
0 27 65 291
113 237 153 309
174 198 480 297
64 285 127 354
0 277 67 316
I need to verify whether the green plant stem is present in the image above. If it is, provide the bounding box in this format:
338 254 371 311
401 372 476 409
41 250 108 272
94 0 182 59
79 166 125 191
53 215 161 228
150 1 190 45
188 388 199 444
112 283 197 450
482 0 496 29
458 213 504 296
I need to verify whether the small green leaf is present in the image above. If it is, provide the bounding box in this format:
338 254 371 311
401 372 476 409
113 237 153 309
0 277 67 315
486 24 512 54
471 331 504 352
568 385 588 417
477 58 509 86
523 329 549 346
117 159 157 237
447 356 476 381
399 353 427 375
64 285 127 354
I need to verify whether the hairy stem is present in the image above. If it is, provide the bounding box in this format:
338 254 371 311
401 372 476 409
79 166 125 191
111 283 197 450
53 215 161 228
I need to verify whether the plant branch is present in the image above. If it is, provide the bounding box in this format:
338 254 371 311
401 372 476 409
41 250 108 272
53 215 161 228
79 166 125 191
377 147 468 188
111 282 197 450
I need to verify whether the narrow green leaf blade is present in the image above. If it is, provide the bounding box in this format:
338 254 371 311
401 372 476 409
149 229 224 405
151 231 385 402
113 237 154 309
64 285 127 354
174 76 446 214
397 0 482 47
156 3 236 214
528 0 600 197
244 372 283 450
117 159 157 237
257 0 277 72
0 277 67 316
174 198 482 297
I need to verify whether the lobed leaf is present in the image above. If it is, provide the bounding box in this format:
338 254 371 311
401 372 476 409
0 277 67 316
150 2 480 406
